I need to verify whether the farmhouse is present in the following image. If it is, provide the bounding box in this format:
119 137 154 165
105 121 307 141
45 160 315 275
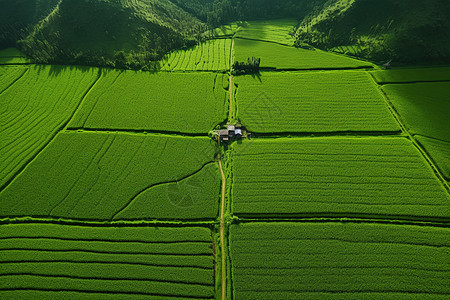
213 123 247 142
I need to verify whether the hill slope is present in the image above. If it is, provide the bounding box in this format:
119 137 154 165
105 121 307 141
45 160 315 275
0 0 59 49
16 0 205 69
295 0 450 64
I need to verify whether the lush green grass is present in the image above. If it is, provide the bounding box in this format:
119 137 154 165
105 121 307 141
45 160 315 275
371 67 450 84
234 38 374 70
0 48 31 64
230 222 450 299
0 223 214 298
68 70 228 133
417 135 450 181
234 19 297 46
235 71 399 133
0 131 220 220
383 82 450 142
0 65 98 189
231 137 450 219
160 39 231 71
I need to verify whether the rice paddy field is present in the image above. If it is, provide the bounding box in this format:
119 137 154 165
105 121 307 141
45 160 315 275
0 48 32 65
0 65 99 189
1 19 449 300
371 67 450 84
68 70 228 134
231 137 449 219
233 19 297 46
235 71 400 133
0 224 215 299
0 132 219 220
230 223 449 299
160 39 232 72
234 38 374 70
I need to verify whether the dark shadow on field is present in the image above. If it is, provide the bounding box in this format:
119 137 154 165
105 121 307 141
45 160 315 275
250 71 262 83
31 64 101 78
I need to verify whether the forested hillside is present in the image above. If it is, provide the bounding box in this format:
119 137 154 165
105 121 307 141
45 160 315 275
1 0 448 68
295 0 450 64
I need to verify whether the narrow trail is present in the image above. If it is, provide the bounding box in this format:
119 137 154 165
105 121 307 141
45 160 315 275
218 159 226 300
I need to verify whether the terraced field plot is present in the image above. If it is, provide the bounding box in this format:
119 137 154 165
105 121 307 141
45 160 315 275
0 131 220 220
234 19 297 45
230 222 450 299
0 224 214 299
160 39 232 71
235 71 400 133
0 65 99 189
234 39 374 70
69 70 228 134
382 82 450 142
231 137 450 219
417 135 450 181
0 66 28 92
371 67 450 84
0 48 31 65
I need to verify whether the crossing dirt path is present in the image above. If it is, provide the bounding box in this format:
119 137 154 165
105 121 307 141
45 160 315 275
218 158 226 300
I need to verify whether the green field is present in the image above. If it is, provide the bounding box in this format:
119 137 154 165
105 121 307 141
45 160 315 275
0 131 220 220
417 135 450 181
0 223 214 299
234 38 374 70
0 66 28 91
160 39 232 71
1 12 450 300
235 71 400 133
371 67 450 84
234 19 297 45
0 65 99 189
382 82 450 142
231 137 449 219
230 222 450 299
0 48 32 65
68 70 228 133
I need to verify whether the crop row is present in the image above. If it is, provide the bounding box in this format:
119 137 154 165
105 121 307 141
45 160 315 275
68 70 228 134
234 19 297 46
235 71 400 133
230 222 450 299
0 224 214 299
0 131 220 220
231 137 450 219
0 65 99 188
234 38 374 70
160 39 232 72
0 66 27 92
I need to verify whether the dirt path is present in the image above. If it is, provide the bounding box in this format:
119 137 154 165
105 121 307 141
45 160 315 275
218 158 226 300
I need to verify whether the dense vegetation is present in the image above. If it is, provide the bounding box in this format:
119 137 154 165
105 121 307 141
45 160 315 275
0 132 220 220
235 71 399 133
295 0 450 64
0 65 98 189
68 71 228 133
1 0 448 67
0 224 215 298
230 222 450 298
232 137 450 219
